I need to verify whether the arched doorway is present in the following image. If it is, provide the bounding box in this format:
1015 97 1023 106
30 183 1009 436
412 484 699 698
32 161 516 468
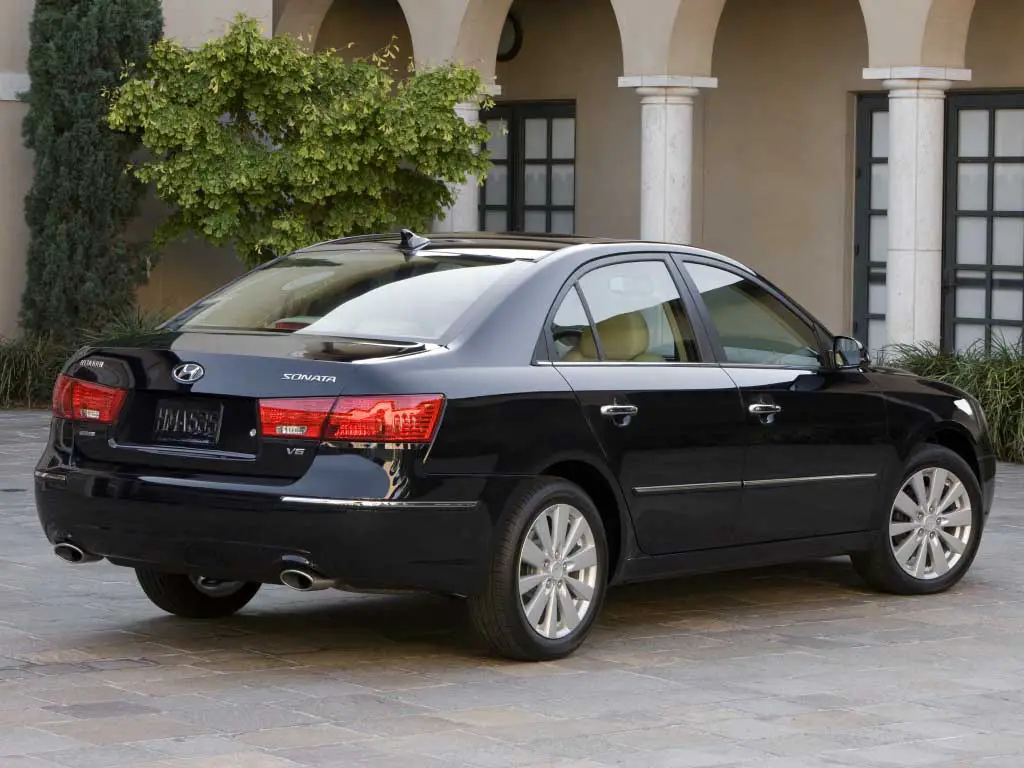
314 0 413 67
702 0 870 335
483 0 633 237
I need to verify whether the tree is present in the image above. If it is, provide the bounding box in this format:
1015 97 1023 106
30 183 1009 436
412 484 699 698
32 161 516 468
108 16 493 269
20 0 164 342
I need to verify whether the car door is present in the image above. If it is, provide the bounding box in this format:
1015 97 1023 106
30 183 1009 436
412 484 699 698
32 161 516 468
545 255 746 555
678 256 889 544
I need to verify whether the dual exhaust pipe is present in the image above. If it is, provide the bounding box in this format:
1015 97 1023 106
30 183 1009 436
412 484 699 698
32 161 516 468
54 543 334 593
53 542 102 564
279 567 337 592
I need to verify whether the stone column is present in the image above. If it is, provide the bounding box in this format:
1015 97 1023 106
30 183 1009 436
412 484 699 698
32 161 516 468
619 76 716 245
884 78 951 346
863 67 971 346
432 101 485 233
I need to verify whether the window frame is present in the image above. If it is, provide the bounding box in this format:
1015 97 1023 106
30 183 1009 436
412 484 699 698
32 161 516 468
673 254 836 371
943 91 1024 352
479 100 577 234
536 253 719 366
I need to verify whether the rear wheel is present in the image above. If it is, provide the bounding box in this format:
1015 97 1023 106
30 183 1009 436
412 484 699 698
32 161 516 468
852 445 983 595
135 570 261 619
469 477 608 661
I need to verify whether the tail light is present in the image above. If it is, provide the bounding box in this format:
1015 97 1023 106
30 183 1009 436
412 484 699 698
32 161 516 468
259 398 336 439
52 375 127 424
259 395 444 443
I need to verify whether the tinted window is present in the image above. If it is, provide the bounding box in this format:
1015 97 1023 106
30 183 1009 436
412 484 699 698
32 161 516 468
685 263 822 367
556 261 699 362
549 287 590 361
168 247 531 343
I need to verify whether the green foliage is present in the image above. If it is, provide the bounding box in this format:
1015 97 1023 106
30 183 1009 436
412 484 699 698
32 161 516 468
0 308 168 409
108 15 493 269
886 341 1024 463
20 0 164 343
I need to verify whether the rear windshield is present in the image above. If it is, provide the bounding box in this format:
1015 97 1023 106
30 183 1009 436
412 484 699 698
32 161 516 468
167 246 531 343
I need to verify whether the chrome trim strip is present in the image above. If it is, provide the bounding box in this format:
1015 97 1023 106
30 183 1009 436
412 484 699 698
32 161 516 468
280 497 479 510
634 481 742 495
108 441 256 462
744 473 877 488
34 471 67 483
633 473 877 496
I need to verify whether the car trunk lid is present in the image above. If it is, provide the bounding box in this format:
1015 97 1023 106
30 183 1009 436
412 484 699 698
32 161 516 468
63 330 429 478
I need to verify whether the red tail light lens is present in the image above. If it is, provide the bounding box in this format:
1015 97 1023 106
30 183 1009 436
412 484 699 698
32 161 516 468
326 395 444 443
52 375 127 424
257 395 444 443
259 398 335 439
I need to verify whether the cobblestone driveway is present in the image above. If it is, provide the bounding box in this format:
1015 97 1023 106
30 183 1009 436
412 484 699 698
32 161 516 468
2 410 1023 767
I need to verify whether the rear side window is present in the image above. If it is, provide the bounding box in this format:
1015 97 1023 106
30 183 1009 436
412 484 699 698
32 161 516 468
168 247 530 343
549 260 700 363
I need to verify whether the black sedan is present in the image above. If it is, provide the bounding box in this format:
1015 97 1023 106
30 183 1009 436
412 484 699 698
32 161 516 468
35 231 996 661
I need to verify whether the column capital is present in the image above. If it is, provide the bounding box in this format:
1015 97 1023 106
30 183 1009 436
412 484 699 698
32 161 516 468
862 66 971 83
636 86 701 105
618 75 718 90
883 79 954 100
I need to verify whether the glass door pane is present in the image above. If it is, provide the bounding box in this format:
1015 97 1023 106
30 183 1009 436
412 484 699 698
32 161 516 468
946 96 1024 352
479 103 576 235
854 96 890 358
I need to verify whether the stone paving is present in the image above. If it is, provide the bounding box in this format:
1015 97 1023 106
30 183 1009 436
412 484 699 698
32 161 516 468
1 409 1024 767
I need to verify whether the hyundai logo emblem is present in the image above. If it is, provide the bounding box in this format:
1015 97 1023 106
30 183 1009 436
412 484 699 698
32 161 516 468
171 362 205 384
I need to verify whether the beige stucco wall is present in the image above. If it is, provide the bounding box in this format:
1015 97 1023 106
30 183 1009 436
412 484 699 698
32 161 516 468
496 0 641 240
701 0 871 334
959 0 1024 89
163 0 274 47
0 103 32 338
0 0 35 338
315 0 413 63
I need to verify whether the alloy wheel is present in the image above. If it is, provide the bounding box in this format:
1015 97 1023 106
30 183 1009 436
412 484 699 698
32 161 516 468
889 467 973 580
517 503 600 640
189 576 249 598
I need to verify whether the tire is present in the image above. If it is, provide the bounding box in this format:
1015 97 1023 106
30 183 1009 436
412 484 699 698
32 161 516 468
135 570 261 619
851 444 984 595
469 477 608 661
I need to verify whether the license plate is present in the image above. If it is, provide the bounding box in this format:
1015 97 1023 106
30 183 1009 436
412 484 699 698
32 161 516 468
153 400 223 447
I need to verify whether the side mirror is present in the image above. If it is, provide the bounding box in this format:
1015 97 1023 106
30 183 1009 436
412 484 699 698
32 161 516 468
833 336 869 370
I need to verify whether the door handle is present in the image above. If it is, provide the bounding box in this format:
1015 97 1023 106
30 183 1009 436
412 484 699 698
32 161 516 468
748 403 782 416
600 404 639 418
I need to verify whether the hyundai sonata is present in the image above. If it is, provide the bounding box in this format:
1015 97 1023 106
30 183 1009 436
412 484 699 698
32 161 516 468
35 231 996 661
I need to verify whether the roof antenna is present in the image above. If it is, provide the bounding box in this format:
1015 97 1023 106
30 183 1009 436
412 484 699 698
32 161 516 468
399 228 430 251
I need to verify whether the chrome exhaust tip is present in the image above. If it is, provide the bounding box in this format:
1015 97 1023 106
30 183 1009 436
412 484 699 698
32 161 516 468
280 568 336 592
53 543 101 564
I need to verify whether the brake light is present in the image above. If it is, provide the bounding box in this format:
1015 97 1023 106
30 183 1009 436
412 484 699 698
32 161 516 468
326 395 444 443
52 375 127 424
259 398 335 439
257 395 444 443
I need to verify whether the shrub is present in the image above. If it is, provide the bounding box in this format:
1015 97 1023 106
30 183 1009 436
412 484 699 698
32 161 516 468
886 341 1024 463
0 308 167 409
107 15 493 269
20 0 164 343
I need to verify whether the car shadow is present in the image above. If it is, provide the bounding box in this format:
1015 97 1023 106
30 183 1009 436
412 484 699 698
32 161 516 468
119 556 879 666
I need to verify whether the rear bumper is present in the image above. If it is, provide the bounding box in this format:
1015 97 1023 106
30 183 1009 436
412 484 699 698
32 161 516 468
34 467 493 595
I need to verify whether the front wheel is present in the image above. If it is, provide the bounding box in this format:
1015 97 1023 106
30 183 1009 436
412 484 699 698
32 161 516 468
136 570 261 619
469 477 608 661
852 445 984 595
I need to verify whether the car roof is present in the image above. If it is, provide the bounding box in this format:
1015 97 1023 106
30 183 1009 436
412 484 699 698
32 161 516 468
294 231 754 273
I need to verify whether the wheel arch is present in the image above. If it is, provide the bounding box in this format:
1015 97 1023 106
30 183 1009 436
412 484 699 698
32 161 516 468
538 457 634 583
922 421 982 482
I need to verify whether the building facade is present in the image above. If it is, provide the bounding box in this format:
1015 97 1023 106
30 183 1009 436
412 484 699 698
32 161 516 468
2 0 1023 357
